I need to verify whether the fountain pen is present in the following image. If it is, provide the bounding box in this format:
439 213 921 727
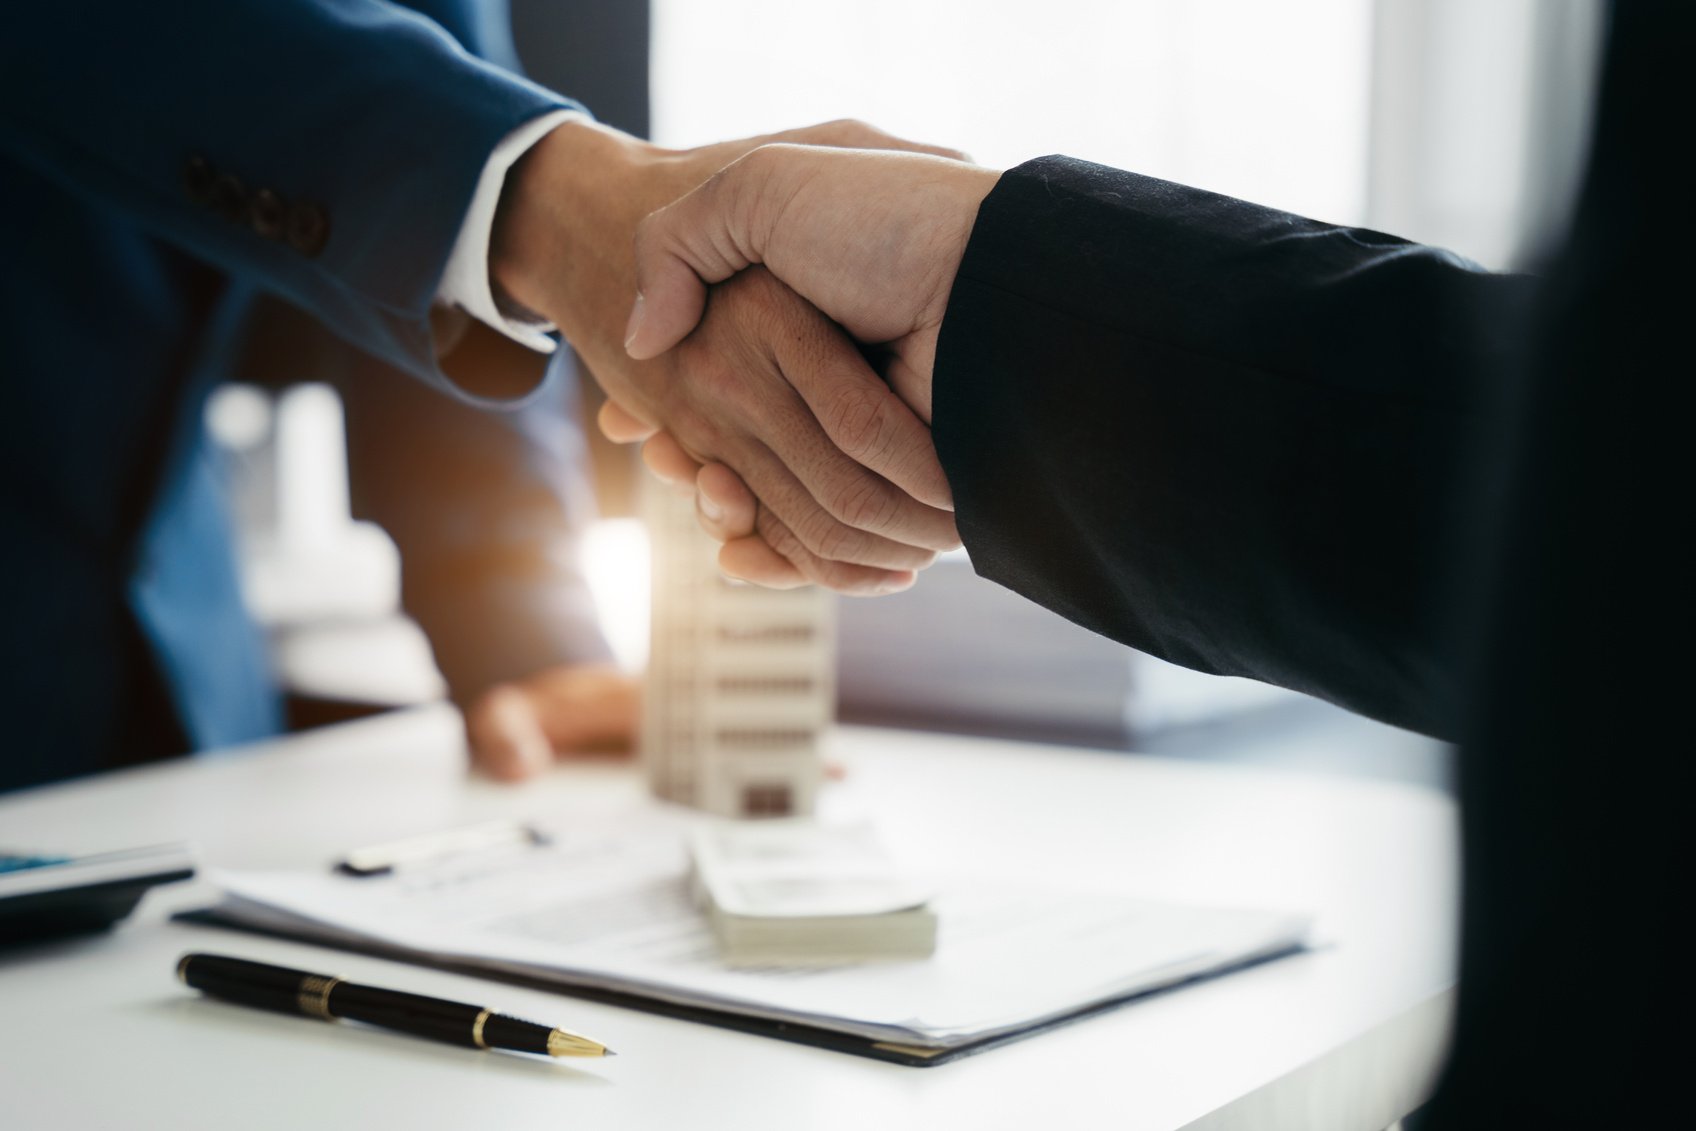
177 952 615 1058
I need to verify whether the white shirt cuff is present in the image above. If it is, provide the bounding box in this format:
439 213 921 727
437 108 586 353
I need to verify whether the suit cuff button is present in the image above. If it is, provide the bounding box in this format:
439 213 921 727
286 202 330 257
248 189 286 241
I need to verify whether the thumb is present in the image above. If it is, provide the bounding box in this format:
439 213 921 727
464 685 553 782
624 151 780 360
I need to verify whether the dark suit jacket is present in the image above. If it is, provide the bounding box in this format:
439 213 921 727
934 3 1687 1125
0 0 607 793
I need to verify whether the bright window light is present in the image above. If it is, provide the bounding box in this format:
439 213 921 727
581 517 652 672
653 0 1373 225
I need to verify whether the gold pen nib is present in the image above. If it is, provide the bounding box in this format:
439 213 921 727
547 1028 614 1058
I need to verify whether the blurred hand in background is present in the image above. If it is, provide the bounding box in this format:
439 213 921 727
463 663 639 782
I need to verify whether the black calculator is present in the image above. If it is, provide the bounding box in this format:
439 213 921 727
0 844 195 944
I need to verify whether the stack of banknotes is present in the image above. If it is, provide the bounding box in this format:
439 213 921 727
690 821 937 966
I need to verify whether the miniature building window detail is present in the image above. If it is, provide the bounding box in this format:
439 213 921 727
716 676 814 696
741 783 794 817
716 624 815 643
644 481 830 817
715 728 815 749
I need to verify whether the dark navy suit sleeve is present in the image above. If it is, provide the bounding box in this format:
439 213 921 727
933 160 1539 739
0 0 579 402
338 350 612 704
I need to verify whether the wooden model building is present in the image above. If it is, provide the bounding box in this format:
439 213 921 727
641 483 833 818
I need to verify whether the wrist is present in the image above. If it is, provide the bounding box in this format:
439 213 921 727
928 166 1001 310
490 120 677 347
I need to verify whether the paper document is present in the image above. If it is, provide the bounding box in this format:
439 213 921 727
205 806 1309 1053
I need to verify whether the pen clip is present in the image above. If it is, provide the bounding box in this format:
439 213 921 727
334 821 549 877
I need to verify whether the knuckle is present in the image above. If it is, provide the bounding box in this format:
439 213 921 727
786 499 846 559
814 519 867 563
832 118 878 144
756 509 802 558
789 504 837 555
828 387 891 462
740 143 784 180
828 474 898 533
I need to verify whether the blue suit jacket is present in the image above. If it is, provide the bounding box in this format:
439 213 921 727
0 0 608 792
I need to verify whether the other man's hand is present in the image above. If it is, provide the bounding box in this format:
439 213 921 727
625 145 1000 421
463 663 637 782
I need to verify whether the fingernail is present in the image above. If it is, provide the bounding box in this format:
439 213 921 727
623 292 646 354
698 492 724 523
872 573 917 596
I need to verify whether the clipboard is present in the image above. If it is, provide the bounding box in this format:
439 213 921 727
174 902 1304 1067
176 813 1311 1067
175 895 1295 1064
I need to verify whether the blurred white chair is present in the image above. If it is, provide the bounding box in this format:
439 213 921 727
205 382 446 712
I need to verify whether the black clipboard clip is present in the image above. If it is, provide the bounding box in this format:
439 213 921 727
334 821 549 878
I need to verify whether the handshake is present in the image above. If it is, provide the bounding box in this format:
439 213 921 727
492 118 1001 595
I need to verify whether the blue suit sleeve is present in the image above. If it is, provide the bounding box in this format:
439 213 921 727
0 0 580 401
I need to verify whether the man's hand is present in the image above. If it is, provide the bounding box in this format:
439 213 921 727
624 145 1000 421
601 400 814 588
612 145 1000 589
492 122 964 586
463 663 637 782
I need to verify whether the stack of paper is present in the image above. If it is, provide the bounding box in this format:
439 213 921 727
690 822 937 965
192 806 1311 1063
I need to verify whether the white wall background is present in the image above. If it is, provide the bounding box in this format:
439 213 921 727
654 0 1603 268
653 0 1373 227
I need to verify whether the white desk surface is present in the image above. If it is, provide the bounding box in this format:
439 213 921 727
0 707 1457 1131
